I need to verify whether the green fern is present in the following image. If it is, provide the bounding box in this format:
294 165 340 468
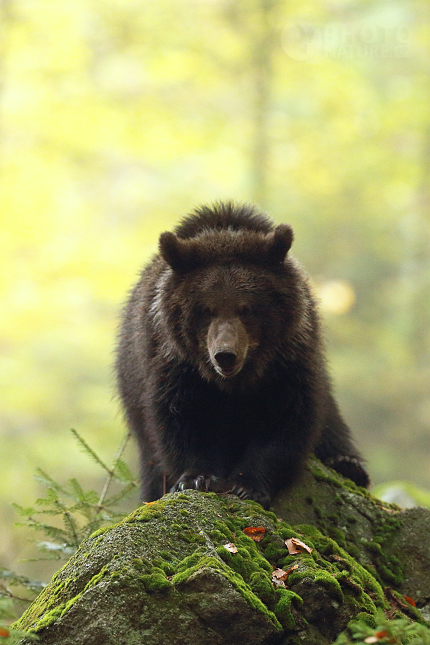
11 429 138 563
1 429 138 619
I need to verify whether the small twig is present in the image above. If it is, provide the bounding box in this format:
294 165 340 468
0 585 32 604
97 432 132 509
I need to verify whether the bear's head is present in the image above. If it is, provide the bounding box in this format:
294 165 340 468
156 225 310 387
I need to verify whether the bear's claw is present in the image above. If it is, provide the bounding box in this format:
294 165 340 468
171 472 224 494
230 483 270 509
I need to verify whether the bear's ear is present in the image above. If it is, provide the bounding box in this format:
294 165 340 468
269 224 293 263
159 232 193 272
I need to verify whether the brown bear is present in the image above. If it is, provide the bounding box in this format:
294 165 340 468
116 202 369 508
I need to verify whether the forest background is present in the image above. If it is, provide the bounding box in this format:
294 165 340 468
1 0 429 586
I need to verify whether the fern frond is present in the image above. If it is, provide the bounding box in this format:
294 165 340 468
70 429 111 474
34 469 70 496
113 460 136 483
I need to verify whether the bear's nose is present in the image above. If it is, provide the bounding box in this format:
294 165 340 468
214 350 237 370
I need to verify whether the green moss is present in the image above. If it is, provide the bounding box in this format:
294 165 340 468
347 543 360 559
353 612 378 628
358 517 403 587
179 508 190 516
273 589 303 629
140 571 172 592
82 567 108 592
172 555 222 586
172 556 282 631
249 571 275 605
16 566 110 633
263 510 279 524
89 526 111 540
151 558 175 575
179 531 206 545
328 513 341 523
217 546 251 578
286 559 345 603
312 465 343 488
314 505 323 519
132 558 144 570
159 550 173 560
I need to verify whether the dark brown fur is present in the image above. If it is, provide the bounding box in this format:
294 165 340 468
116 202 369 508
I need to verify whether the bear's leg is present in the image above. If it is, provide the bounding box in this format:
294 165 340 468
228 431 314 509
124 408 166 502
315 394 370 488
142 462 165 501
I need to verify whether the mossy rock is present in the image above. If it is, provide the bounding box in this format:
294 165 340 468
14 459 430 645
273 458 430 602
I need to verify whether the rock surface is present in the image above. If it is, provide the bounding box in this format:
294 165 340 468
14 459 430 645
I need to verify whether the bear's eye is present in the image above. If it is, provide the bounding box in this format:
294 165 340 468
239 304 253 317
198 305 212 318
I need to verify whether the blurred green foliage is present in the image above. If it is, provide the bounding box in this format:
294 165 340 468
1 0 429 582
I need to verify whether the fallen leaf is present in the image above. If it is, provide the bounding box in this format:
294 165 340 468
375 632 389 638
285 537 313 554
0 628 10 638
404 596 416 607
272 568 288 581
243 526 266 542
224 542 238 553
272 577 286 588
272 564 299 583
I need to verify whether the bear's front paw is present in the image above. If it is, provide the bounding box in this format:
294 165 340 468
171 472 226 493
326 456 370 488
230 483 271 509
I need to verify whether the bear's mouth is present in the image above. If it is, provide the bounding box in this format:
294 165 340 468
214 364 242 378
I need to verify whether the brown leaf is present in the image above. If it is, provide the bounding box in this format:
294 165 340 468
272 564 298 583
272 578 286 588
224 542 238 553
0 628 10 638
404 596 416 607
285 537 313 554
243 526 266 542
272 568 288 581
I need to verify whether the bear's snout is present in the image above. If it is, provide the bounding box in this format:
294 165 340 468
207 318 249 378
214 350 237 371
